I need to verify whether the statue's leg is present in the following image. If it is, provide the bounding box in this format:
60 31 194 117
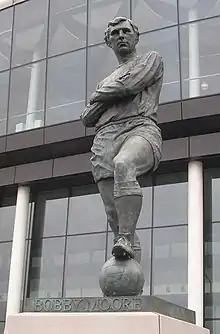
112 136 154 259
97 177 142 262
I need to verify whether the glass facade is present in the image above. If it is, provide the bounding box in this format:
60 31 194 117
0 0 218 134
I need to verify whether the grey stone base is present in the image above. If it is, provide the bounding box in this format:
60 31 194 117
24 296 195 324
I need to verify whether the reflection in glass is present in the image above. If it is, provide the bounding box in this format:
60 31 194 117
0 71 9 136
88 0 130 45
46 49 86 125
33 190 69 237
12 0 48 66
107 230 151 294
138 186 152 228
212 178 220 222
87 44 117 100
132 0 177 33
152 226 188 307
138 27 180 103
28 237 65 298
68 192 106 235
0 7 12 71
8 60 46 133
154 182 187 227
180 17 220 99
49 0 86 56
204 224 220 319
64 233 106 297
0 199 16 242
179 0 220 23
0 242 12 321
205 320 220 334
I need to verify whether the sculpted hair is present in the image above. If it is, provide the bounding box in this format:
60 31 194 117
104 17 139 46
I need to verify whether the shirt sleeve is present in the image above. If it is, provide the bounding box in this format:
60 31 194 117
80 101 108 127
93 51 164 103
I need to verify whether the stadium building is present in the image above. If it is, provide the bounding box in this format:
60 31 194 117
0 0 219 332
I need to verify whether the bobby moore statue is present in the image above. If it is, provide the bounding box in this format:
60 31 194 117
81 17 164 261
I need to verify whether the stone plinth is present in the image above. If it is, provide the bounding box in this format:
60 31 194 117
4 312 209 334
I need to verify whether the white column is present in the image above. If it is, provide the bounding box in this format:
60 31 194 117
188 161 203 326
26 51 40 130
6 186 30 317
188 8 200 98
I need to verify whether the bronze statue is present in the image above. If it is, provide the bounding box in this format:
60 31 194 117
81 17 164 262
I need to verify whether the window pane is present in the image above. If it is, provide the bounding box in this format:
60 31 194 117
205 320 220 334
0 242 12 321
180 17 220 99
0 200 16 242
154 182 188 227
204 223 220 319
8 60 46 133
0 71 9 136
68 192 106 235
138 186 152 228
138 27 180 103
46 49 86 125
0 8 12 71
179 0 220 23
107 230 151 294
87 44 117 100
49 0 86 56
12 0 48 66
152 226 188 307
132 0 177 33
88 0 130 45
33 190 68 238
64 233 106 297
212 178 220 222
0 0 11 8
28 237 65 298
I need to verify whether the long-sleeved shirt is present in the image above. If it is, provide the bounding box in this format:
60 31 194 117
81 51 164 129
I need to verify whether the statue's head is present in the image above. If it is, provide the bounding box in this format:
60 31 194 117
104 17 139 57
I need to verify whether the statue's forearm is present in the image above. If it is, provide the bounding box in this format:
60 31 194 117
81 101 107 127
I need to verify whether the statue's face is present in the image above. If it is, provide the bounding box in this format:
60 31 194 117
108 21 138 56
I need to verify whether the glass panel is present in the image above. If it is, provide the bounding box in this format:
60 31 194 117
180 17 220 99
28 237 65 298
8 60 46 133
0 323 4 334
0 7 12 71
68 192 106 235
46 49 86 125
132 0 177 33
88 0 130 46
49 0 86 56
0 71 9 136
138 27 180 103
152 226 188 307
107 230 151 294
87 44 117 100
0 0 11 8
204 223 220 319
0 242 12 321
33 190 68 238
0 199 16 242
205 320 220 334
64 233 106 297
138 186 152 228
12 0 48 67
179 0 220 23
153 182 188 227
212 178 220 222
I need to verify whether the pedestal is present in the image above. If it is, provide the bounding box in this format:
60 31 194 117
4 312 209 334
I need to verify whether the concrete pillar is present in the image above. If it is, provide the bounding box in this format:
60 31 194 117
188 161 203 326
6 186 30 316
